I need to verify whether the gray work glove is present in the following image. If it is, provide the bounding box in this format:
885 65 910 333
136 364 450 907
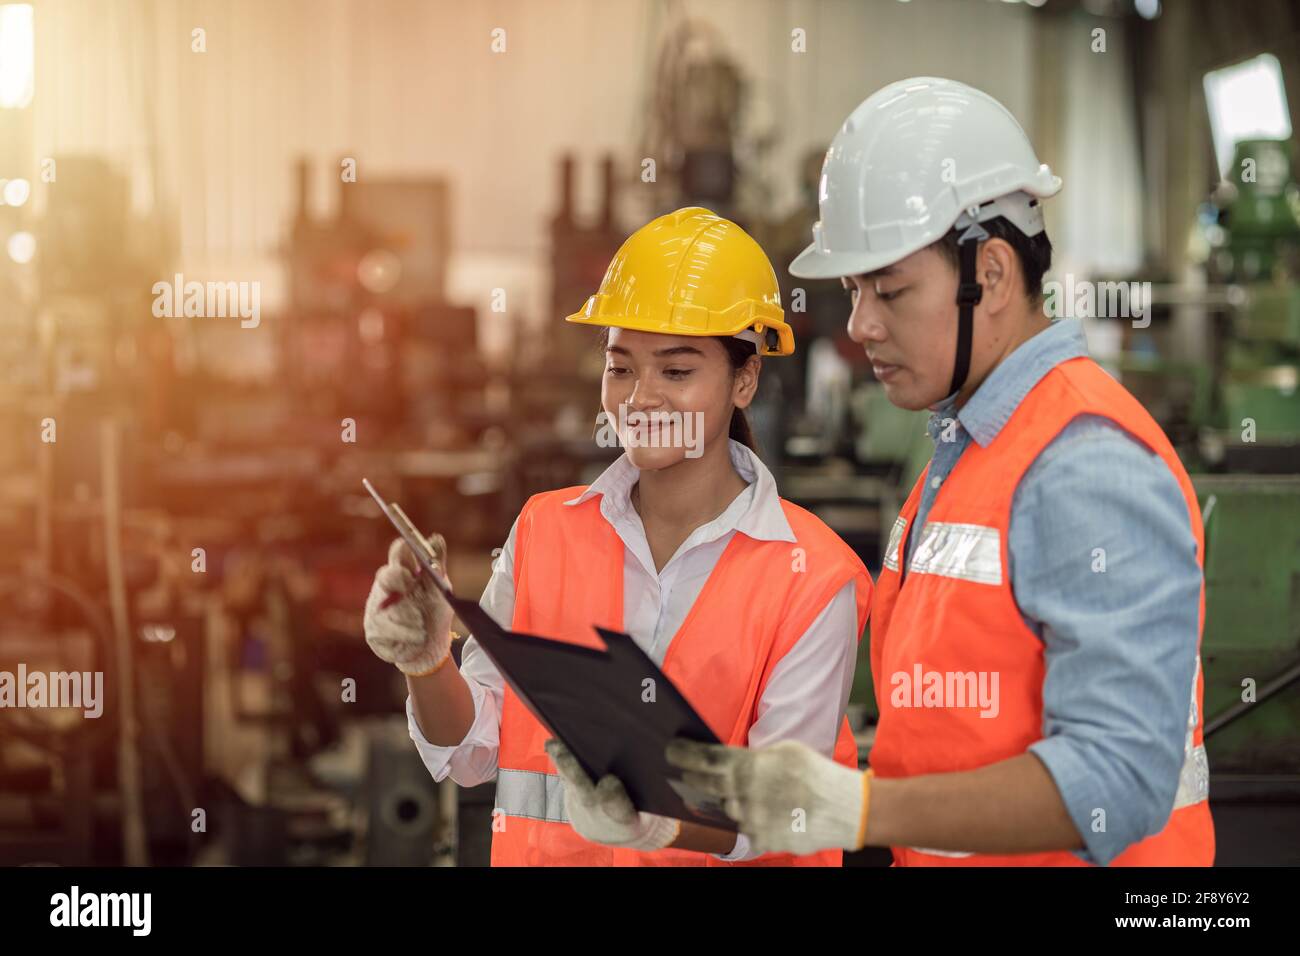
666 739 869 855
545 739 681 851
363 534 455 676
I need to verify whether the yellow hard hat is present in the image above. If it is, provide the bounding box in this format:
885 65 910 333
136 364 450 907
565 206 794 356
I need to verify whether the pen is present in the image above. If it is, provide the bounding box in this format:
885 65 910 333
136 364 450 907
363 478 446 610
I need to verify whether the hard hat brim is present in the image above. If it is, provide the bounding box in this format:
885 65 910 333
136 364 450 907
565 310 795 356
788 239 933 281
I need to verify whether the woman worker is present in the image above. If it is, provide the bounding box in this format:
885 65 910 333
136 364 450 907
361 207 873 866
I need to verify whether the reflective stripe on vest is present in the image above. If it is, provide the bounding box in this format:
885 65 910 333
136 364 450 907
1174 658 1210 809
495 768 568 824
907 521 1002 586
1175 744 1210 809
883 515 1004 587
883 516 907 572
908 846 975 858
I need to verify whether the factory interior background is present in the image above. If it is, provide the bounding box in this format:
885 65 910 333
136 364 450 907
1 0 1298 867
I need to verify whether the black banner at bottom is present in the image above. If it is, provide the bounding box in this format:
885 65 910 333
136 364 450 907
0 864 1286 942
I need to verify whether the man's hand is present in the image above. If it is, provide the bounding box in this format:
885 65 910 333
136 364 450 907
363 535 454 676
666 739 869 856
545 739 680 851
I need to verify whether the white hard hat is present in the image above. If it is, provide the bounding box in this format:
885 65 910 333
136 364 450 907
790 77 1062 281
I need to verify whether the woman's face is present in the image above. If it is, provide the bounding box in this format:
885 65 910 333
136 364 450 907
601 328 757 470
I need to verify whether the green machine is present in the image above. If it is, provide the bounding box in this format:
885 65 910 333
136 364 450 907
1195 145 1300 857
1194 475 1300 771
1208 138 1300 460
1194 475 1300 864
1216 283 1300 449
1213 138 1300 283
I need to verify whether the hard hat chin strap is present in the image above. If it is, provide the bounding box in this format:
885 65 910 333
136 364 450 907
947 222 988 400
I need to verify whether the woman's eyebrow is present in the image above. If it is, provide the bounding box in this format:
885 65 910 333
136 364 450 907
605 345 705 358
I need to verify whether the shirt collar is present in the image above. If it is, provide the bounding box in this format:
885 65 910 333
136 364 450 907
563 438 796 543
930 318 1090 448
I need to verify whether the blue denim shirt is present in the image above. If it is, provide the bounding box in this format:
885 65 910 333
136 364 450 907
904 319 1203 865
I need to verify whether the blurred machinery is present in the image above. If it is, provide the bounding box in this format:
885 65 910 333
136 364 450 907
1202 138 1300 468
0 142 510 865
0 572 109 865
1194 475 1300 864
1183 136 1300 863
1 1 1296 870
501 152 626 502
641 18 745 221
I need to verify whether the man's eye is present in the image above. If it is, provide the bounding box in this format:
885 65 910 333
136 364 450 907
606 366 629 375
664 368 693 380
877 288 905 302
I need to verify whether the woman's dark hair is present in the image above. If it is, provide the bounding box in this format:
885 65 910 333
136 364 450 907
596 328 760 453
718 335 759 453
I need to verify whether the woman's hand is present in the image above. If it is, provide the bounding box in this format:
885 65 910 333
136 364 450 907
545 739 680 851
363 534 455 676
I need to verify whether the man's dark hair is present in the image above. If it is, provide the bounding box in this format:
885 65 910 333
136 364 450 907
929 216 1052 302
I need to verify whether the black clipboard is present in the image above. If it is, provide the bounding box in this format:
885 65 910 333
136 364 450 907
363 479 736 831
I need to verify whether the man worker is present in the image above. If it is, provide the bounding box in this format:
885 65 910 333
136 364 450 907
668 76 1214 866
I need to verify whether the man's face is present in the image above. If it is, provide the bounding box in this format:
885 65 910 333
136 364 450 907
840 246 960 411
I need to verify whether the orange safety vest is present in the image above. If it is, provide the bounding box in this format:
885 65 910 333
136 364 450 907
870 356 1214 866
489 485 874 866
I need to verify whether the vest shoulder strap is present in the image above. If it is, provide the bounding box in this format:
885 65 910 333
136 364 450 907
513 486 596 589
972 357 1178 508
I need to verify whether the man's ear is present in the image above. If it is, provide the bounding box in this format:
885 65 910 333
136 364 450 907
978 238 1017 313
732 354 762 410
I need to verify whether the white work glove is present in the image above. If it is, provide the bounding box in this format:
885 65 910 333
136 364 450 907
363 535 455 677
545 739 681 851
666 739 870 856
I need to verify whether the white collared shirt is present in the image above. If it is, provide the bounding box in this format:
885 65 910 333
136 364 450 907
407 439 861 862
